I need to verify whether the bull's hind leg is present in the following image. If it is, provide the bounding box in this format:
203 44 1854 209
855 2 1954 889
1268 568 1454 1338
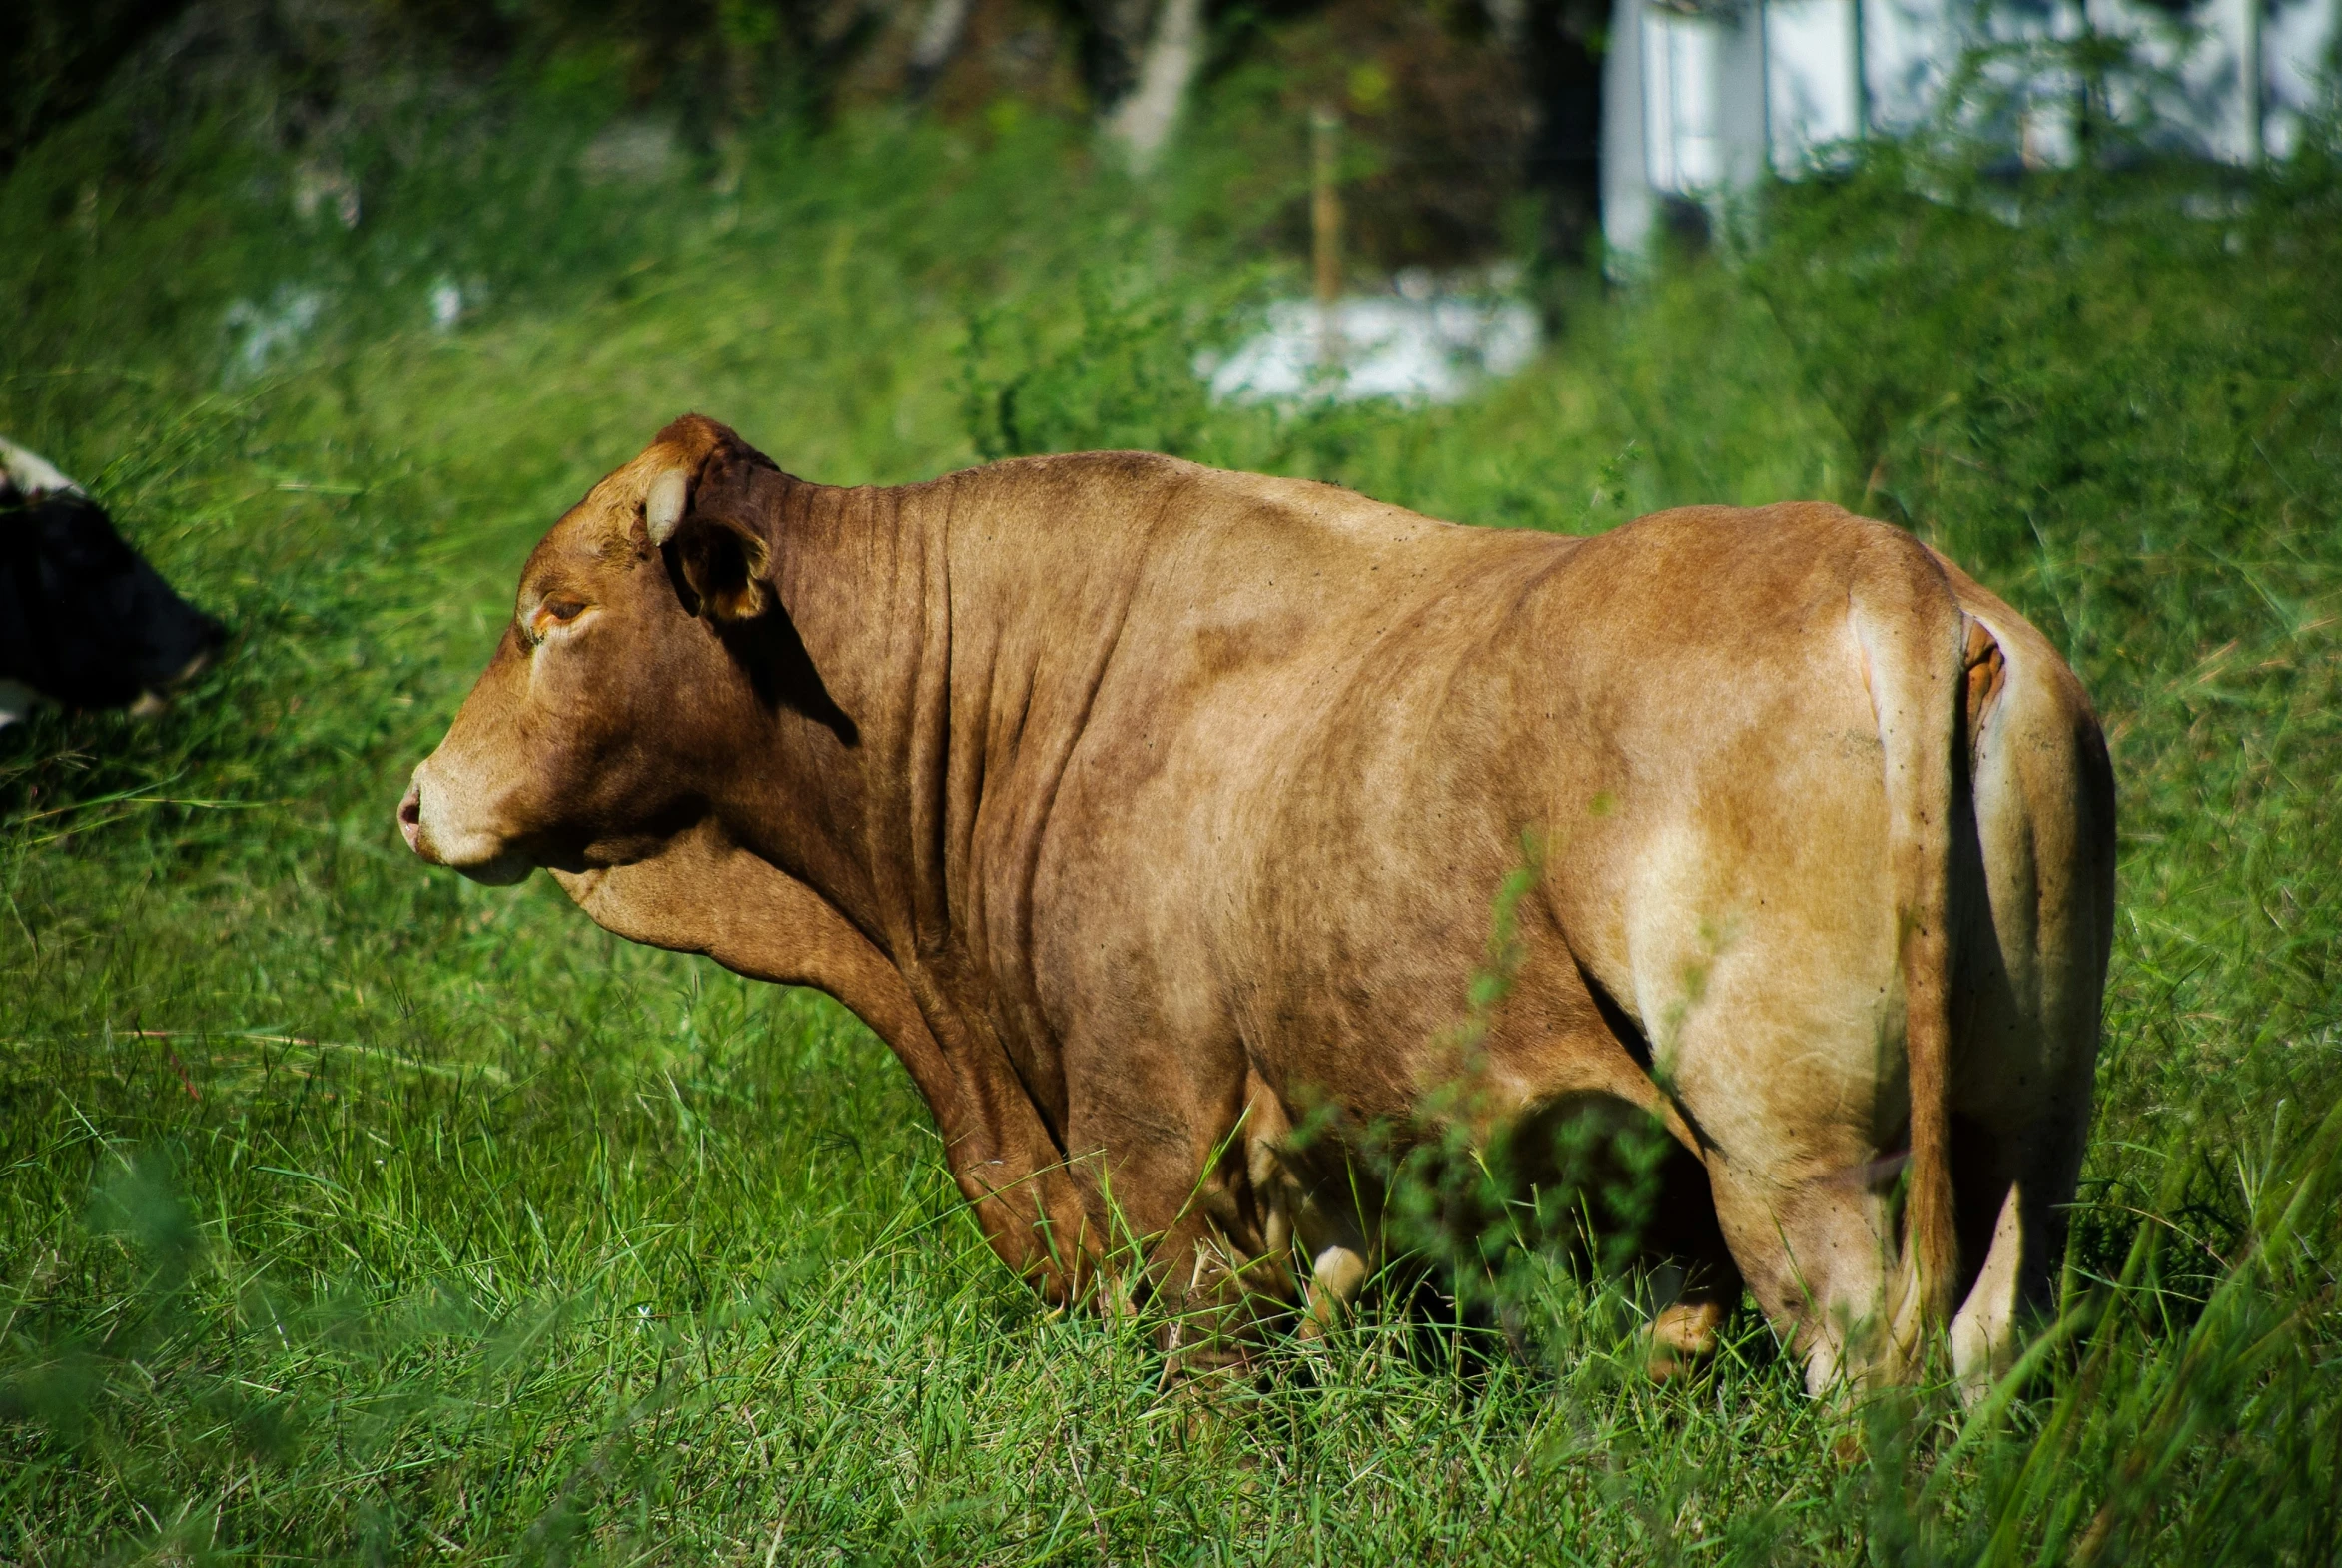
1946 1072 2093 1393
1944 822 2110 1387
1944 615 2115 1395
1645 932 1916 1393
1703 1156 1904 1394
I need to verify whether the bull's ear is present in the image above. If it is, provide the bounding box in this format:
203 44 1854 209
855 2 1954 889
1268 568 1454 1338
665 512 772 624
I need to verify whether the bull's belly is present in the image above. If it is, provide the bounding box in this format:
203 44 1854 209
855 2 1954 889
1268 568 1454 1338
1026 776 1902 1212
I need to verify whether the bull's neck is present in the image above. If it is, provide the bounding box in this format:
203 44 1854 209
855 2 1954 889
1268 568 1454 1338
737 457 1178 998
710 471 913 950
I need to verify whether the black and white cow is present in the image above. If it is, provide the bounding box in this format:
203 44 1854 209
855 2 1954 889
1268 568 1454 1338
1 437 225 729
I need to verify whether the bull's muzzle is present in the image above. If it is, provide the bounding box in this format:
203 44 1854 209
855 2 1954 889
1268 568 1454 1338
398 766 533 885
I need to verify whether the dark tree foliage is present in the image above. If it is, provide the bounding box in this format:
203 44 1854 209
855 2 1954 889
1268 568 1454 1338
1519 0 1605 266
4 0 201 173
5 0 1603 263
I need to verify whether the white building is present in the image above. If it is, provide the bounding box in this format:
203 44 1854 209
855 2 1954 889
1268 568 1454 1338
1602 0 2341 254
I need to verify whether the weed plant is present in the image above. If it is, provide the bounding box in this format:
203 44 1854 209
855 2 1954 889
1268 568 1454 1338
2 73 2339 1565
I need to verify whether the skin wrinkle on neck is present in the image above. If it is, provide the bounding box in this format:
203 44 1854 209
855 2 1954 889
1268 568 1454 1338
827 460 1172 1154
903 476 955 966
998 478 1184 1081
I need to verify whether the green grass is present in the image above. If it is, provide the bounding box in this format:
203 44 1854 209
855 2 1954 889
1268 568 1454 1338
3 91 2341 1563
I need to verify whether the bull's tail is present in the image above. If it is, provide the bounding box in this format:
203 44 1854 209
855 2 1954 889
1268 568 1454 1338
1850 532 1986 1370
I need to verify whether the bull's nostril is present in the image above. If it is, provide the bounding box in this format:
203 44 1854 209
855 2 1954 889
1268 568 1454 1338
397 782 424 851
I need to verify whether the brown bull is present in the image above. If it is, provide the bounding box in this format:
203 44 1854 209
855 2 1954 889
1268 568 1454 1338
399 414 2113 1394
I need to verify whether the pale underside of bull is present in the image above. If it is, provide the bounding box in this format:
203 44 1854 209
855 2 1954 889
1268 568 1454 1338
402 415 2114 1395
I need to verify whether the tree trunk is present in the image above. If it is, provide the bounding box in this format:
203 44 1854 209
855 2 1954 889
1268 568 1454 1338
1103 0 1206 171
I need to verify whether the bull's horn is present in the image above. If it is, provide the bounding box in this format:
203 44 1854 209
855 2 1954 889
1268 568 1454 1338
644 466 690 545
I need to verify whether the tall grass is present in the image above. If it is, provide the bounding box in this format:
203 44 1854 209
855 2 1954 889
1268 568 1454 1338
3 78 2339 1563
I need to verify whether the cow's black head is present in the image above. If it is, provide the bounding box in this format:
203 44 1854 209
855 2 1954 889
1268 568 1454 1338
1 443 226 723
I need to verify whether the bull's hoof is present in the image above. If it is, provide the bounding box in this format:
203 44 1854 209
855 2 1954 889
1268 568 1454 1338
1645 1298 1727 1381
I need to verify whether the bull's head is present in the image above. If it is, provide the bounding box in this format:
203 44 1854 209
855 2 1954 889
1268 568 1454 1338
399 415 803 883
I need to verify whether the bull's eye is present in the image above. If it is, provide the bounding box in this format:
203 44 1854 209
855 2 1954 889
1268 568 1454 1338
528 596 590 642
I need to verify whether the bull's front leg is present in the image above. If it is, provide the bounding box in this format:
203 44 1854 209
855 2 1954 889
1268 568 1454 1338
1055 1055 1341 1383
1245 1122 1379 1338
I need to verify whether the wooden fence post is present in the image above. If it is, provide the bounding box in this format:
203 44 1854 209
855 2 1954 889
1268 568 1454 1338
1311 104 1344 363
